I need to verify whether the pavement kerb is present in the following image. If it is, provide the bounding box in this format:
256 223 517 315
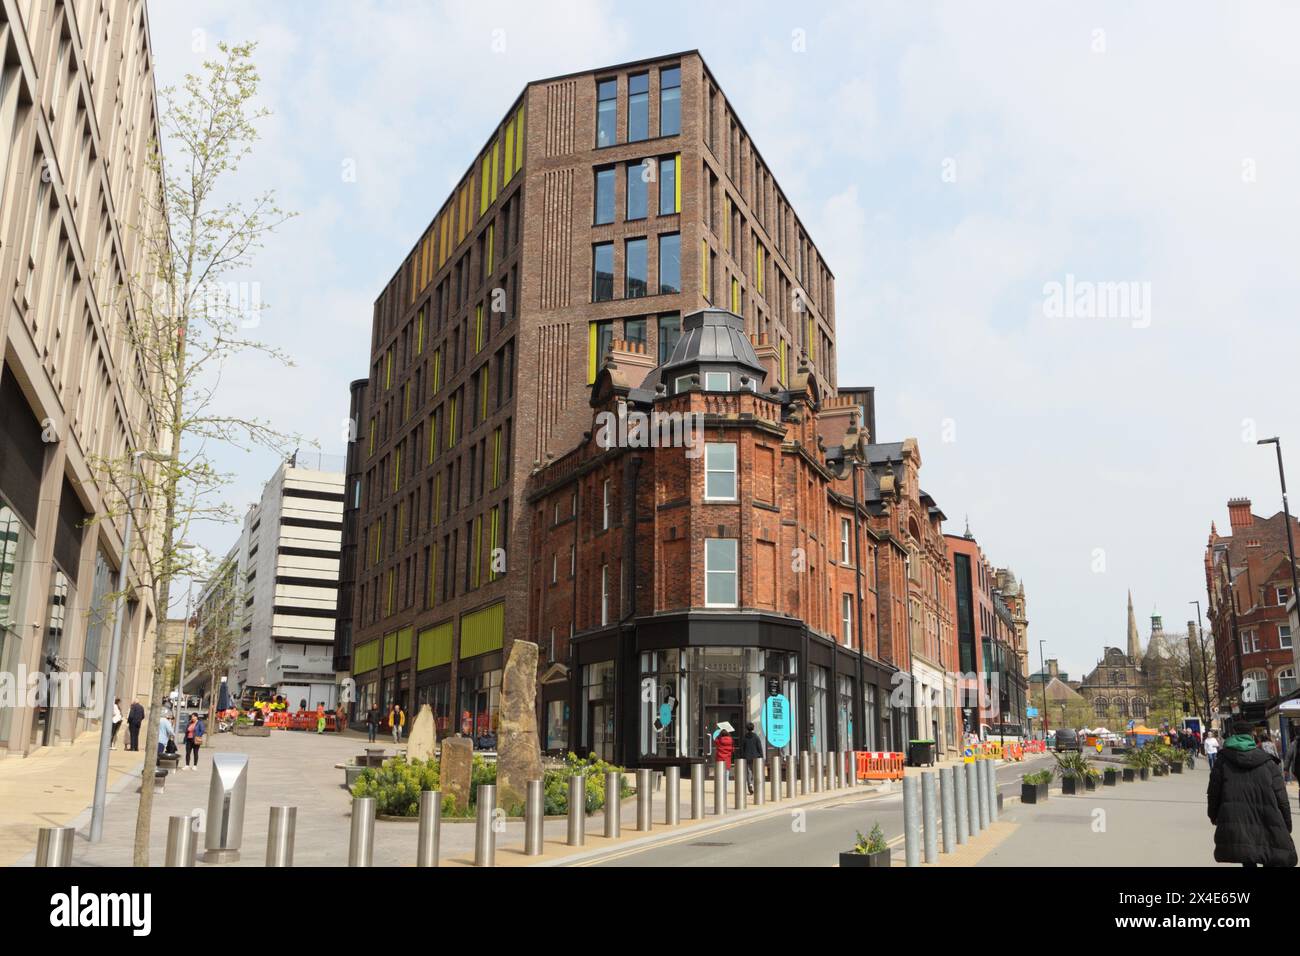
12 753 144 868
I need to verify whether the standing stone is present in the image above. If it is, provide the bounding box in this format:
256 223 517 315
496 640 543 813
407 704 436 763
440 736 474 814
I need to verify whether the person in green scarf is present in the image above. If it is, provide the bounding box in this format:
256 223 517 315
1207 720 1296 867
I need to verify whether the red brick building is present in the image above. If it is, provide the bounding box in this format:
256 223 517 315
1205 497 1300 719
527 309 901 767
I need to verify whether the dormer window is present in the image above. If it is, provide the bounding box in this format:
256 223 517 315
704 371 730 391
674 374 694 394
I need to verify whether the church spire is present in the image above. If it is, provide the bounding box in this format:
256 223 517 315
1127 589 1141 659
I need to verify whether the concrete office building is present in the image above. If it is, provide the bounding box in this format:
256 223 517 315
343 52 837 742
0 0 165 755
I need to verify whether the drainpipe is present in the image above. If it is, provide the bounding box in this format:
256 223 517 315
852 460 865 750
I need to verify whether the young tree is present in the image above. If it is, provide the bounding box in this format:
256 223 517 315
95 41 296 866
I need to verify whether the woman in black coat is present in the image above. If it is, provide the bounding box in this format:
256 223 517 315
1207 722 1296 867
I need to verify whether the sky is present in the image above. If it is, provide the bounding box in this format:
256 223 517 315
145 0 1300 679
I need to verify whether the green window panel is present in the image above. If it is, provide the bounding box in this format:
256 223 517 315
459 601 505 659
418 621 454 670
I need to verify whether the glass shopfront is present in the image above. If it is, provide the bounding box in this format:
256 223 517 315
31 568 73 748
458 669 501 749
546 699 570 752
808 664 828 752
0 501 34 749
862 683 878 751
415 679 451 736
582 661 617 761
638 647 800 760
836 673 854 752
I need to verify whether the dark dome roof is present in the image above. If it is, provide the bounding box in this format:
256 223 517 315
660 309 765 377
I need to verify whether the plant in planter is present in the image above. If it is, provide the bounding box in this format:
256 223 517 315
1103 767 1119 786
1083 767 1102 791
840 823 891 868
1021 769 1052 804
1053 752 1093 795
1123 747 1150 780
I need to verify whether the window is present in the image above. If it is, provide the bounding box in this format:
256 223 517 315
840 517 852 564
658 313 681 364
602 478 611 529
731 276 741 314
704 371 730 391
1279 668 1298 695
625 318 647 346
842 594 853 644
592 243 614 302
658 232 680 294
704 539 738 607
601 564 610 625
570 544 576 576
704 443 737 500
659 154 679 215
589 319 614 383
596 78 617 147
626 163 648 220
1241 630 1260 654
628 72 649 142
1277 586 1292 606
1242 669 1268 702
660 65 681 136
1280 624 1292 650
551 553 558 584
625 238 648 298
594 167 615 224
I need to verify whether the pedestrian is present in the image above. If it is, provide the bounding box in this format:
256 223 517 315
315 701 326 734
184 712 205 769
391 704 405 744
1206 719 1296 868
110 698 123 749
1204 730 1220 769
1257 726 1280 760
127 697 144 751
740 722 765 794
158 712 175 759
336 702 348 734
714 727 734 770
366 704 379 743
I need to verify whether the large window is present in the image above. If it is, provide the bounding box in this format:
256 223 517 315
1242 669 1268 702
600 564 610 625
625 317 647 346
626 163 648 220
658 232 681 294
659 154 678 215
458 669 502 748
840 517 852 564
658 313 681 364
704 370 730 391
628 72 649 142
594 166 615 224
1279 668 1298 695
1280 624 1292 650
625 237 647 298
589 319 614 382
592 243 614 302
596 78 617 147
704 538 738 607
704 443 737 500
842 594 853 644
660 65 681 136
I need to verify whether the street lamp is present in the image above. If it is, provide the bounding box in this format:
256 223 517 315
1258 437 1300 641
1038 639 1050 740
90 449 170 843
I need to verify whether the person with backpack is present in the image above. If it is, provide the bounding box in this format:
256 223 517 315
740 722 765 794
366 704 379 743
1207 719 1296 867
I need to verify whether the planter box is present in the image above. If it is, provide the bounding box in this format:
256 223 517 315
1170 762 1183 774
234 725 271 737
1122 768 1136 782
840 849 891 868
1138 768 1150 780
1153 766 1167 776
1104 769 1119 786
1084 776 1099 791
1061 776 1079 795
1021 781 1049 804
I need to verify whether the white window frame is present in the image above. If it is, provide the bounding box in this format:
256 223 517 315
704 371 731 391
674 374 693 394
551 553 558 584
570 543 576 576
1277 586 1291 606
841 593 853 644
1279 624 1292 650
602 478 611 530
704 538 738 608
840 517 852 564
1242 668 1268 702
703 442 737 501
1279 667 1298 695
601 564 610 626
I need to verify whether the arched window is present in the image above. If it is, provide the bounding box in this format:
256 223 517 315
1093 697 1108 717
1278 668 1297 696
1114 697 1128 718
1131 697 1147 719
1242 669 1268 702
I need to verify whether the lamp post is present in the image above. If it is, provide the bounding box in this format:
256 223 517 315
1038 640 1050 739
1258 437 1300 652
1189 599 1212 725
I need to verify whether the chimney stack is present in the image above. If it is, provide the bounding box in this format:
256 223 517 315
1227 497 1253 532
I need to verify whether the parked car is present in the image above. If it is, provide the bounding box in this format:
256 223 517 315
1054 728 1081 752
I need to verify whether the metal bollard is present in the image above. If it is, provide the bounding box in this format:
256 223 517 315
954 763 969 845
902 774 920 867
939 767 956 854
35 826 75 867
844 750 857 788
769 753 782 802
976 760 990 830
752 756 765 806
734 758 747 810
664 766 681 825
921 771 938 863
785 754 796 798
966 758 981 835
204 752 250 863
637 769 653 831
827 750 838 789
265 806 296 867
417 790 442 866
474 784 496 866
348 796 376 867
713 761 727 816
690 763 705 820
799 752 810 795
812 752 823 793
524 781 543 856
604 770 622 838
567 775 585 846
165 815 197 868
988 759 1000 822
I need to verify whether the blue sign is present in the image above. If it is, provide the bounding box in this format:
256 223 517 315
658 703 674 728
1026 707 1039 718
764 694 791 749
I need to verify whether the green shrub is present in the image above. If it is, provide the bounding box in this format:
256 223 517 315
1022 769 1052 786
852 823 888 855
1052 751 1093 780
350 755 441 816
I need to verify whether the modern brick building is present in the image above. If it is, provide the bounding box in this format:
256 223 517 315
1205 498 1300 720
343 52 838 744
0 0 165 755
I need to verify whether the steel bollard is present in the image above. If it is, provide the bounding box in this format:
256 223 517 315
954 763 969 845
752 756 765 806
713 761 727 816
812 752 823 793
204 752 250 863
567 775 585 845
844 750 857 788
348 796 376 866
939 767 956 854
785 754 797 798
474 784 496 866
902 775 920 867
164 815 197 868
799 752 810 795
966 758 981 835
637 769 653 831
827 749 838 789
35 826 75 867
605 770 622 838
524 781 544 856
690 763 705 820
734 758 747 810
921 771 938 863
417 789 442 866
265 806 296 867
988 759 1000 822
976 760 990 830
769 753 782 802
664 766 680 825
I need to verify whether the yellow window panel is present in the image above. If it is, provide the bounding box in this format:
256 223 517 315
385 349 392 389
504 122 515 182
475 304 484 352
514 105 525 171
480 152 490 216
432 347 442 393
587 322 598 384
674 152 681 213
486 223 494 275
490 140 500 202
492 427 502 489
